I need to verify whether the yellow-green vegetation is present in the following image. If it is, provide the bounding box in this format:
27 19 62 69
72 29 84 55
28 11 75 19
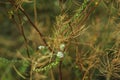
0 0 120 80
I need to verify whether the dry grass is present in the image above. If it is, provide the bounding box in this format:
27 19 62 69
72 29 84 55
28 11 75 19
0 0 120 80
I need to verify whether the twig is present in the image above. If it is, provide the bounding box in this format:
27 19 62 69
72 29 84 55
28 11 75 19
17 13 30 58
59 61 62 80
19 7 53 52
70 0 101 38
13 65 26 79
11 13 30 58
78 0 101 27
34 0 37 25
8 0 52 52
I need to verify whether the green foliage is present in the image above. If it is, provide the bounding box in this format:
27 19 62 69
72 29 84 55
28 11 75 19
0 57 28 64
33 59 59 72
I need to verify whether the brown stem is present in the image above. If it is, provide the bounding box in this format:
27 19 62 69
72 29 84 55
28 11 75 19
59 61 62 80
8 0 52 52
17 13 30 58
19 7 52 52
70 0 101 37
34 0 37 25
11 14 30 58
19 8 44 44
78 0 101 27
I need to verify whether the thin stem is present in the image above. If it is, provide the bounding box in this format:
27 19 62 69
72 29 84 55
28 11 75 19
78 0 101 27
30 60 33 80
17 13 30 58
8 0 52 52
19 8 52 51
59 61 62 80
34 0 37 25
106 73 111 80
11 13 30 58
69 0 101 38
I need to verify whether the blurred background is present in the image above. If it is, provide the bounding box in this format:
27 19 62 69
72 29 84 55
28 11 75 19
0 0 120 80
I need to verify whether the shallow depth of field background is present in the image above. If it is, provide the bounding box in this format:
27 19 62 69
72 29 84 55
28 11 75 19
0 0 120 80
